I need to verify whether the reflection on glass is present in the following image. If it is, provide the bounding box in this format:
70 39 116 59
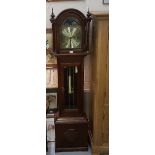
64 66 78 109
60 17 82 49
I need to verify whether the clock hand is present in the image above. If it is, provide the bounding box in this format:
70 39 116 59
71 38 80 48
66 39 71 48
68 27 71 37
71 27 77 36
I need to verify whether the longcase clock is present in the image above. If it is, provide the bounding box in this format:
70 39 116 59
50 8 91 152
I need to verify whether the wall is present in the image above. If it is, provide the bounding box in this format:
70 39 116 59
46 0 109 28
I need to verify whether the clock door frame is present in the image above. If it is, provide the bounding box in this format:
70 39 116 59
57 55 84 117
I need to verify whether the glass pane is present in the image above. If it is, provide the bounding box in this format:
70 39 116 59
64 66 78 109
60 17 82 49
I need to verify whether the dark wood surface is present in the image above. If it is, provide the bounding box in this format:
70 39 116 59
50 9 92 152
57 55 84 117
53 52 88 57
50 8 91 54
55 116 88 152
46 88 58 93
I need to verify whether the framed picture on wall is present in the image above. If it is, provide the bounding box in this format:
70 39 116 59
103 0 109 4
46 68 58 88
46 118 55 142
46 29 53 49
46 29 57 65
46 93 57 112
46 52 57 65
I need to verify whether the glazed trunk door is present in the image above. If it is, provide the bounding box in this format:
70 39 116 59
59 64 82 116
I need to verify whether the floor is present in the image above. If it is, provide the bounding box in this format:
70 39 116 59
47 142 92 155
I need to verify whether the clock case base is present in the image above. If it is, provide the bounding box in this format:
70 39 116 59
55 116 88 152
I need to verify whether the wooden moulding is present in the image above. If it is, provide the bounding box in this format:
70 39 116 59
90 11 109 155
92 144 109 154
54 52 88 57
91 12 109 18
46 88 58 93
55 116 88 124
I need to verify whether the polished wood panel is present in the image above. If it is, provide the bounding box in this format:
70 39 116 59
55 117 88 152
57 55 84 117
50 9 91 54
84 55 92 92
90 12 109 155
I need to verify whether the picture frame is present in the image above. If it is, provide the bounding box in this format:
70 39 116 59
46 29 53 49
46 92 57 112
46 68 58 88
46 118 55 142
46 29 57 65
46 29 58 89
103 0 109 4
46 52 57 65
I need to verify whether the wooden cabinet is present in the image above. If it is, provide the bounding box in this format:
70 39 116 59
91 12 109 155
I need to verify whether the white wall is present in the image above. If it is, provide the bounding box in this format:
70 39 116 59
46 0 109 28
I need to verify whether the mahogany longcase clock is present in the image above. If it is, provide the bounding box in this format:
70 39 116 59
50 8 91 152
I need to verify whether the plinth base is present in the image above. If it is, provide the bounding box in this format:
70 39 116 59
55 116 88 152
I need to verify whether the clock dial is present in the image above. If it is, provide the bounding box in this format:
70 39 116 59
60 17 82 49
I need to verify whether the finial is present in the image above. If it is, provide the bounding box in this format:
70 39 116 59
87 7 89 14
87 7 91 22
50 8 55 23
